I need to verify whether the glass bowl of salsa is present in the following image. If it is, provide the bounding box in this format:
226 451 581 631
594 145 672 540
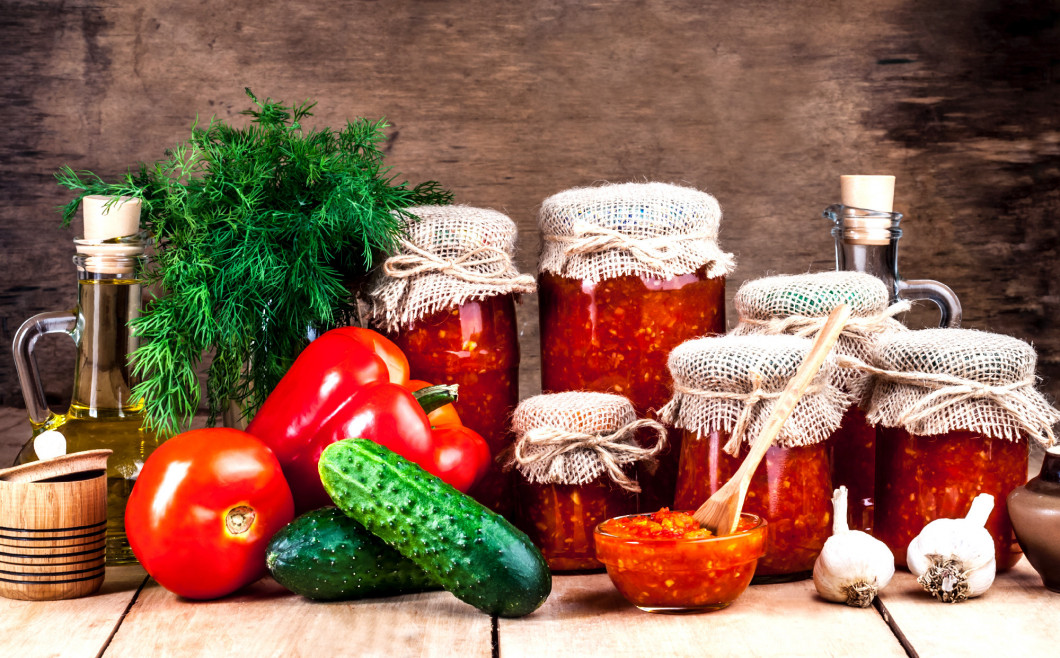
593 509 768 613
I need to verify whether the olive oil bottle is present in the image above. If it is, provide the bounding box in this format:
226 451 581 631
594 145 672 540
13 196 164 564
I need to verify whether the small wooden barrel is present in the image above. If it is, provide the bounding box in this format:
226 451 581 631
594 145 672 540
0 450 111 600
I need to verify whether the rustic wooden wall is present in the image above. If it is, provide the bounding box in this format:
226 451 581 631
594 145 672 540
2 1 1058 430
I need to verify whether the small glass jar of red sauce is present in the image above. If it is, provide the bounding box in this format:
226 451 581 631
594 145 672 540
594 509 767 613
663 334 852 581
537 183 734 511
510 392 666 571
731 271 906 533
370 206 536 516
866 328 1060 572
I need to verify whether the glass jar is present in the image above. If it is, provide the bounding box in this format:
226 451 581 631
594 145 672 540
539 268 725 510
517 478 637 571
388 293 519 515
829 406 877 532
874 427 1028 572
674 429 832 580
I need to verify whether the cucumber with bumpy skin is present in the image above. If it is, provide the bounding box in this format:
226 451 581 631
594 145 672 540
266 507 439 601
319 439 551 618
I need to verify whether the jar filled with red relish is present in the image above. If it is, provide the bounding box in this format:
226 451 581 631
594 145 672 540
662 334 854 581
731 271 907 533
866 328 1060 572
369 205 536 516
537 183 734 511
509 391 665 571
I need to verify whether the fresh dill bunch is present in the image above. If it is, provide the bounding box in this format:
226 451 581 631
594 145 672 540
56 89 452 436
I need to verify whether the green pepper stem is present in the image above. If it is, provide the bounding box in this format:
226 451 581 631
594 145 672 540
412 384 459 415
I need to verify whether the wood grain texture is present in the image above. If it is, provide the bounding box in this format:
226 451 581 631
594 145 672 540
104 577 491 658
0 565 145 657
877 558 1059 658
0 1 1057 411
499 572 906 658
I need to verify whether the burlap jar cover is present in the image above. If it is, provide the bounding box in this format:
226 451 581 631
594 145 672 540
538 182 735 282
660 334 853 452
855 328 1060 444
731 271 908 403
368 205 536 331
508 392 667 492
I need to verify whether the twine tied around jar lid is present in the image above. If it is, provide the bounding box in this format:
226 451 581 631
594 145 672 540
731 271 909 403
507 392 667 492
368 205 536 331
660 334 853 454
851 328 1060 445
538 182 735 283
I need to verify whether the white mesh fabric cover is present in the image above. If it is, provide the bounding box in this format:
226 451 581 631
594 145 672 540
537 182 735 282
866 328 1059 443
731 271 906 402
511 391 639 485
662 334 852 448
368 205 535 331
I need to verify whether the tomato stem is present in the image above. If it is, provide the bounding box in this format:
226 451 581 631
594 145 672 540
226 505 256 535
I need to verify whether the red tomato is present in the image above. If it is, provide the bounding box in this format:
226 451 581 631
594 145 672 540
125 428 295 600
430 424 491 493
403 379 462 427
330 327 411 385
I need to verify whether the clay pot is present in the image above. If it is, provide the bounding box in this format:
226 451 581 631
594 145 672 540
1008 446 1060 592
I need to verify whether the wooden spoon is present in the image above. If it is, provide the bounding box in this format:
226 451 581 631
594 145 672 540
693 304 852 536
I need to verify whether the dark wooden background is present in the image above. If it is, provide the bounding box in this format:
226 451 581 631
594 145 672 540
2 1 1058 434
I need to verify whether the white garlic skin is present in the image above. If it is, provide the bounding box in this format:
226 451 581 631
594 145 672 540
813 486 895 607
906 494 997 603
814 531 896 607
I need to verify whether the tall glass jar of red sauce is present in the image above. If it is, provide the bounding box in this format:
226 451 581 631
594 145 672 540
509 391 665 571
730 271 906 533
663 334 853 581
866 328 1060 572
537 183 734 511
369 206 536 516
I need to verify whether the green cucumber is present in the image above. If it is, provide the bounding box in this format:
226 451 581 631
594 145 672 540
319 439 551 618
266 506 439 601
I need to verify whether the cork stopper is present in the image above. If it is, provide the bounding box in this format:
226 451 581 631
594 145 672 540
837 175 896 246
840 175 894 212
75 195 144 275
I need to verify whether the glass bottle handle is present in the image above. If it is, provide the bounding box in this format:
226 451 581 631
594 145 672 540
12 310 78 428
897 279 962 328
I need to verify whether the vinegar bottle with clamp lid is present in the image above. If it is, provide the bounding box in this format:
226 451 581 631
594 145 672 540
12 195 164 565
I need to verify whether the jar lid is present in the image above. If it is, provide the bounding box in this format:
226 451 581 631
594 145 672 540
866 328 1060 444
509 392 666 491
732 271 906 402
734 271 891 320
661 334 851 450
368 205 536 331
537 182 735 283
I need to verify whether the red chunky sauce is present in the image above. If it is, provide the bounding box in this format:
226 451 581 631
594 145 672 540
594 510 767 612
388 294 519 516
874 427 1028 572
539 268 726 511
674 429 832 580
830 406 876 532
517 478 637 571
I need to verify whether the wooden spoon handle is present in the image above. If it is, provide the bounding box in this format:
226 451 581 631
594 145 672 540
735 304 852 484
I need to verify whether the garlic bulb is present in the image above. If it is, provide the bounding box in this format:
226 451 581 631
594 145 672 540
813 486 895 607
906 493 996 603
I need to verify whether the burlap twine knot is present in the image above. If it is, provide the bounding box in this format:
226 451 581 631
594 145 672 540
544 223 719 267
383 240 537 288
839 354 1059 445
369 205 535 331
510 418 667 492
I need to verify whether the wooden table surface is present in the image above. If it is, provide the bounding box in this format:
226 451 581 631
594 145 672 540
1 408 1055 658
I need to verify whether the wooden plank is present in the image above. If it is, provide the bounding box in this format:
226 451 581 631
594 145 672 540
103 577 492 658
877 558 1056 658
499 573 906 658
0 565 146 658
